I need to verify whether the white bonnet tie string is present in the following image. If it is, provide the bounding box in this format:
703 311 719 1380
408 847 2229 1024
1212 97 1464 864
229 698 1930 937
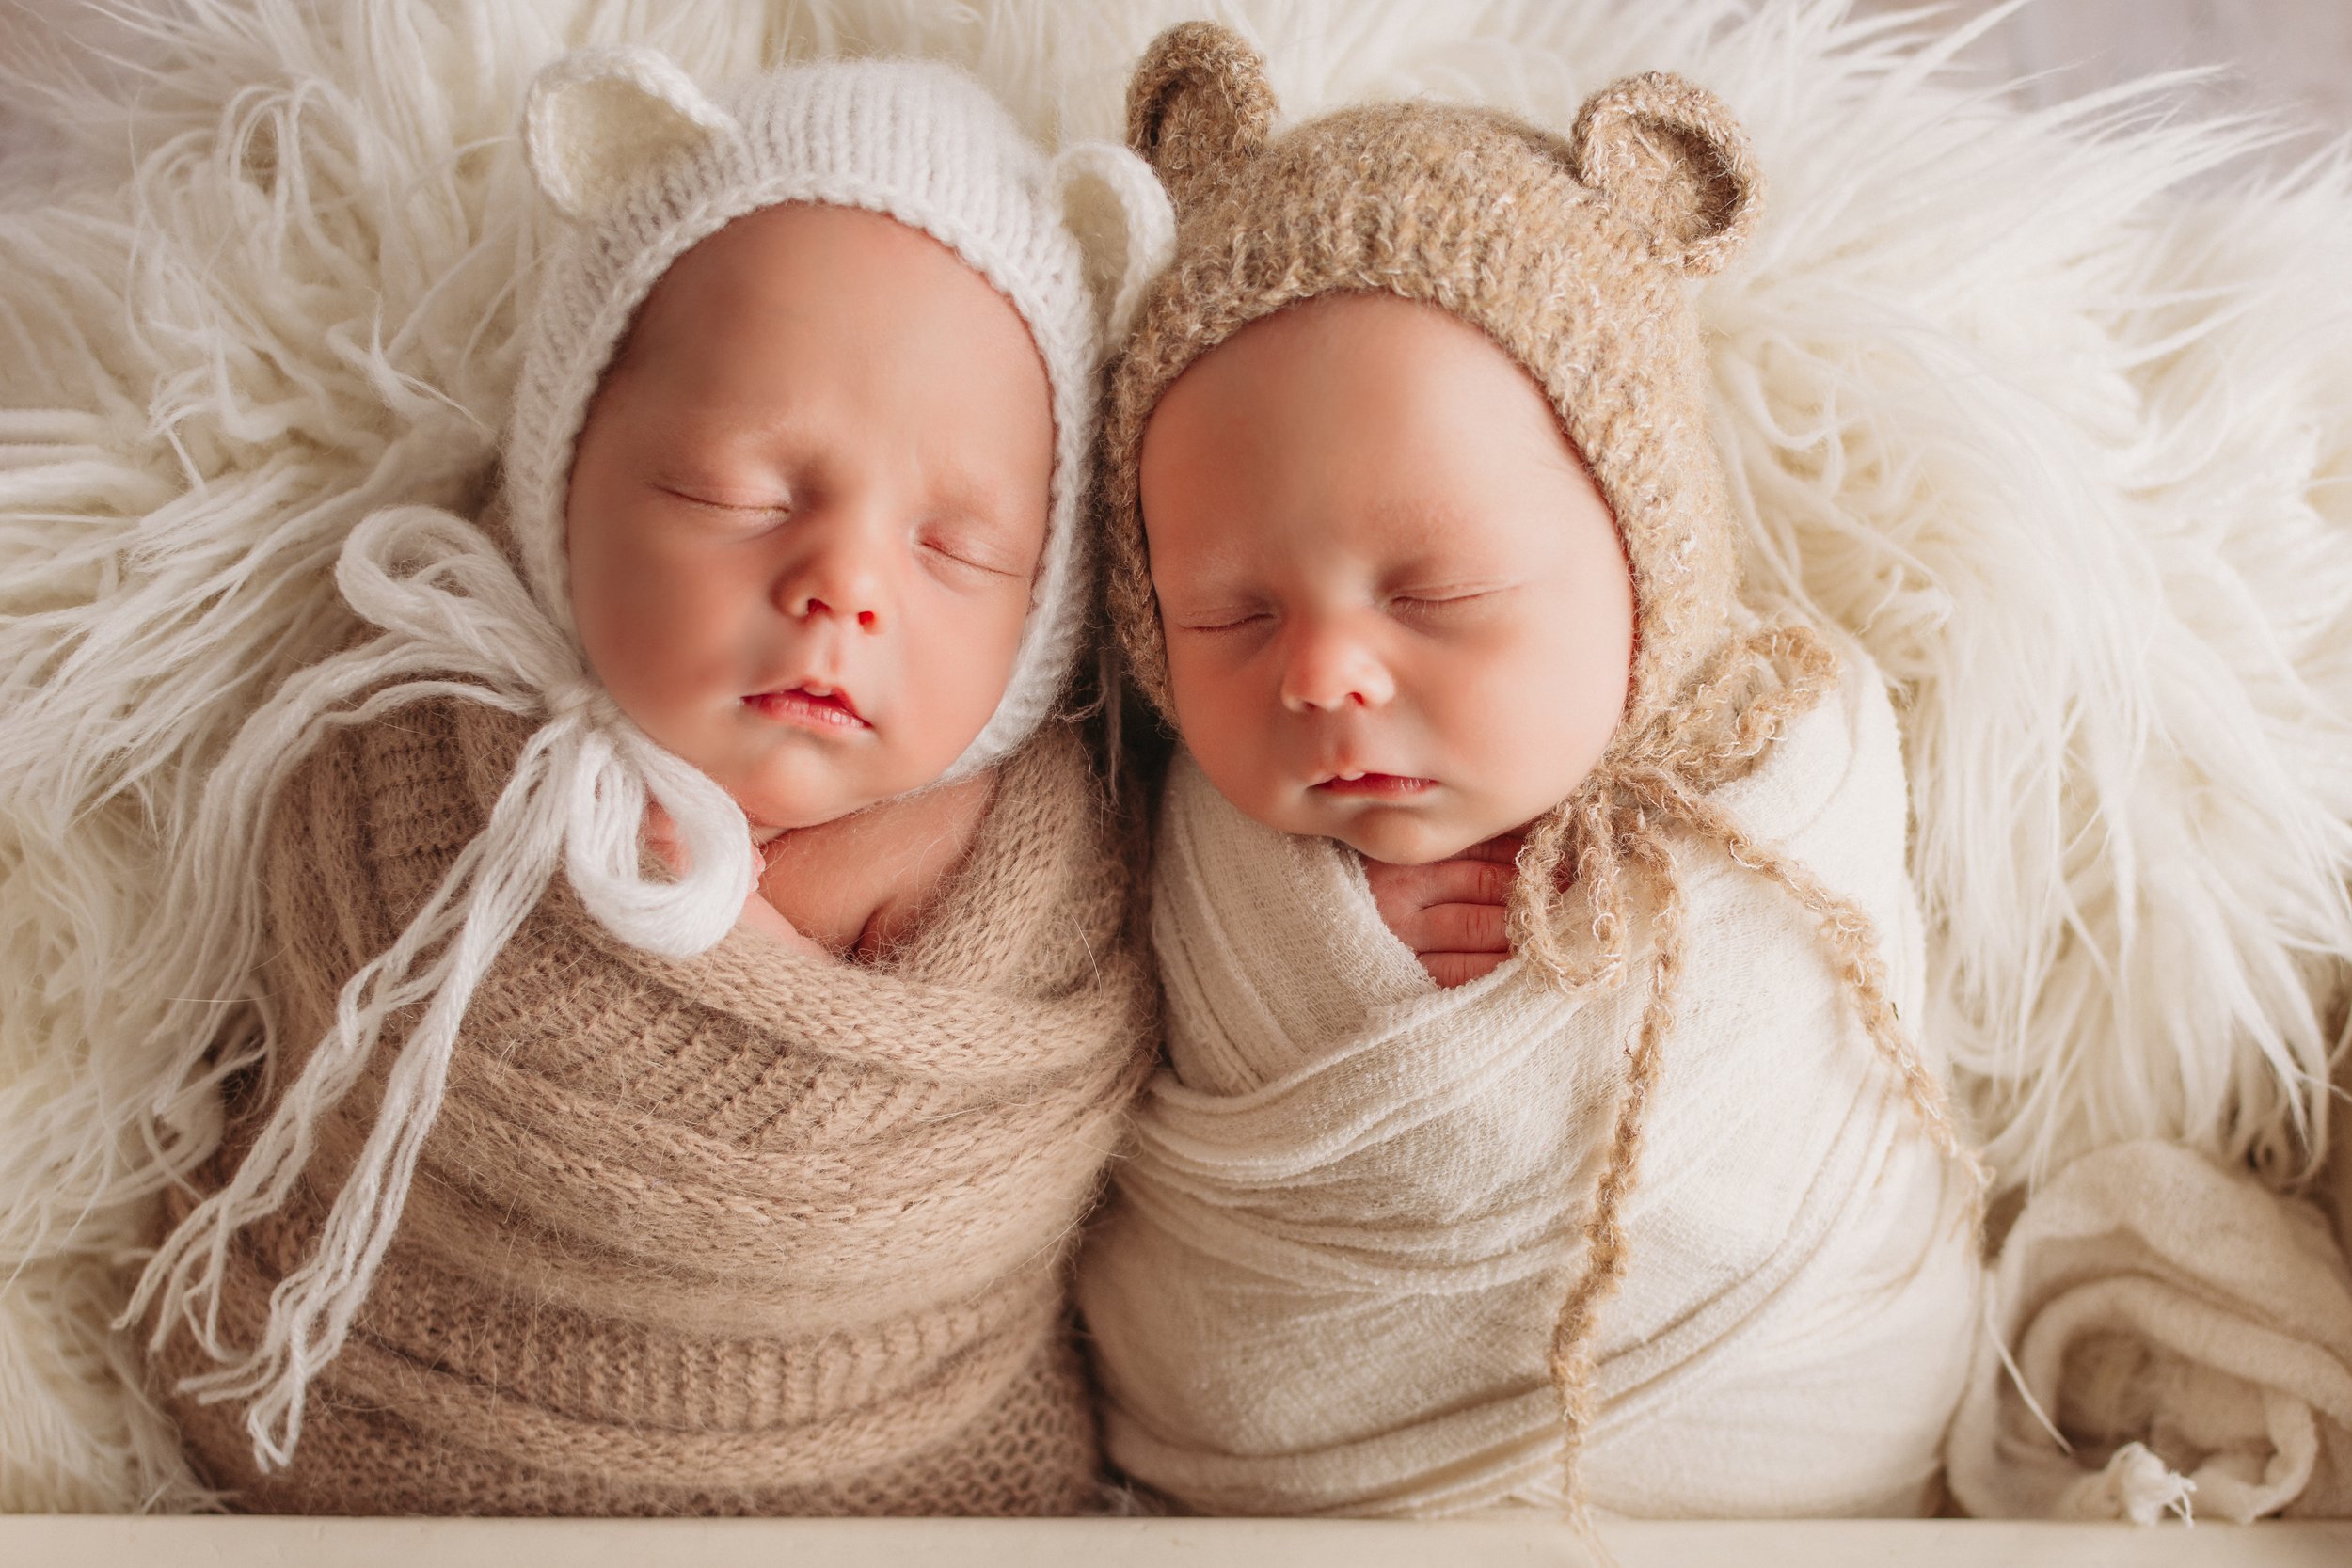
123 503 755 1468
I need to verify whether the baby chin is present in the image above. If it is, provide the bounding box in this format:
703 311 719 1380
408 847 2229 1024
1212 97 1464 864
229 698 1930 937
1299 780 1487 866
711 717 898 831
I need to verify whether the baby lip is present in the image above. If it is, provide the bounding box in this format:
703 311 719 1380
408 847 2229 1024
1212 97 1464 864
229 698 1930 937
745 679 868 728
794 679 862 721
1310 766 1435 794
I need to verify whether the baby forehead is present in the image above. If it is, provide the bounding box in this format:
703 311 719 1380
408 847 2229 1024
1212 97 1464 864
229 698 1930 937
1140 294 1590 485
1136 296 1621 578
1184 289 1535 369
1152 292 1579 437
614 203 1041 367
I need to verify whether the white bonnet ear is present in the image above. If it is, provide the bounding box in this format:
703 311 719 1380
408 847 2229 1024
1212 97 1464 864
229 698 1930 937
1051 141 1176 351
523 46 741 223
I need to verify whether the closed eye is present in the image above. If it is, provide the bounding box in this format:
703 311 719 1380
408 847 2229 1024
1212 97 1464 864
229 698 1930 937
920 528 1025 579
1389 585 1507 616
1169 607 1271 632
655 483 789 519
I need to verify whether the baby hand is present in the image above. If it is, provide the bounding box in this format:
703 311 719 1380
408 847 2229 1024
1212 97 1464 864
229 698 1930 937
727 872 830 957
642 801 831 960
1362 833 1521 988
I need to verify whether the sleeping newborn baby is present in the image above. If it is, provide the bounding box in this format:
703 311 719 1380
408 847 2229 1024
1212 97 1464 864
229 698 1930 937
1078 23 1986 1521
134 47 1168 1514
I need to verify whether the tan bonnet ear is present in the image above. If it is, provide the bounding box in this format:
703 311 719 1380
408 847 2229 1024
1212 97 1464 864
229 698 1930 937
1124 21 1278 217
1568 72 1762 276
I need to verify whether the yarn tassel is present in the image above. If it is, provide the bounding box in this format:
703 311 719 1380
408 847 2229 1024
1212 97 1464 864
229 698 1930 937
119 503 754 1468
138 716 575 1465
1549 827 1685 1535
1519 621 1992 1522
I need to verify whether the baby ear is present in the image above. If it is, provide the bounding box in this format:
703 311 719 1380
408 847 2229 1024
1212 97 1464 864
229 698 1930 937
1124 21 1278 217
522 47 740 224
1568 72 1761 277
1051 141 1177 347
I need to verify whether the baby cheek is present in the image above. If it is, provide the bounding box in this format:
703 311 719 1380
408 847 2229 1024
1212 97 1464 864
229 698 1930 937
1166 641 1285 802
588 555 739 709
898 581 1031 757
1527 629 1631 799
1444 614 1626 824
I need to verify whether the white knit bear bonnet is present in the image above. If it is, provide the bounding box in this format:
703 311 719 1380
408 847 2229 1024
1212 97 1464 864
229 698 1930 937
507 47 1173 777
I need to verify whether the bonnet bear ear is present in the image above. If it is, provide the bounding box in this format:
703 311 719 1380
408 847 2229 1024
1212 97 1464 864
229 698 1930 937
1052 141 1178 347
1124 21 1278 218
522 46 741 223
1568 72 1761 277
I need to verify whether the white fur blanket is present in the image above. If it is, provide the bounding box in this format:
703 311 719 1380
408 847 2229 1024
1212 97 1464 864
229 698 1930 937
1078 646 1979 1517
1946 1139 2352 1523
6 0 2352 1513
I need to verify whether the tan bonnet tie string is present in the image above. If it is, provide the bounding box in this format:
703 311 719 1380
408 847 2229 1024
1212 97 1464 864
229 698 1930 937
1504 621 1994 1515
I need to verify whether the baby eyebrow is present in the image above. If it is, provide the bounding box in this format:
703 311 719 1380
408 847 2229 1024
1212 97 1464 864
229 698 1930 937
1362 494 1482 546
918 461 1049 542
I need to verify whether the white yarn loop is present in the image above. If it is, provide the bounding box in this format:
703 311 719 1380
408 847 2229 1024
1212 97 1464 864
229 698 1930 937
121 503 755 1468
2069 1442 2197 1526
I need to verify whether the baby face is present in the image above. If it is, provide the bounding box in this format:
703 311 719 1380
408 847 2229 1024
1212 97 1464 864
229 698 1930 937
565 203 1053 833
1139 293 1634 865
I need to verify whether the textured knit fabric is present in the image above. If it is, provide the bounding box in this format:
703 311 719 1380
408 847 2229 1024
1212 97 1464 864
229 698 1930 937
509 47 1158 777
1946 1139 2352 1524
2331 1047 2352 1276
1101 24 1758 735
151 694 1154 1514
1079 637 1979 1517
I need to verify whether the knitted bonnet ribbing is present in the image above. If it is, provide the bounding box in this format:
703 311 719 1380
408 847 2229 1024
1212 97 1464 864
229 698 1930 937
1100 24 1760 737
508 47 1157 777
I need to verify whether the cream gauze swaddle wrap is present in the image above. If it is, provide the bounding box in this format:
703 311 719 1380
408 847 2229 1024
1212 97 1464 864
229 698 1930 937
1079 641 1979 1517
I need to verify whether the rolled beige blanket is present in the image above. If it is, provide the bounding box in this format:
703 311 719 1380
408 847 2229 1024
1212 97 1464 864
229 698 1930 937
1947 1138 2352 1522
1078 641 1980 1517
2328 1039 2352 1297
151 695 1154 1515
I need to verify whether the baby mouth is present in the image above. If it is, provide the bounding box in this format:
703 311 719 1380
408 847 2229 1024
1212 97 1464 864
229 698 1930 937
1311 769 1434 799
743 682 869 732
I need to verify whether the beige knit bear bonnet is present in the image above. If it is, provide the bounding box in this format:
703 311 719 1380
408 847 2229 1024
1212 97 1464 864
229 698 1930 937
1101 23 1759 736
1098 20 1983 1512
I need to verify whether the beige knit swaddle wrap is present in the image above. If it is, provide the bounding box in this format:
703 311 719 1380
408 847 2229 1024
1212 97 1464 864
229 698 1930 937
154 696 1152 1515
1078 642 1979 1517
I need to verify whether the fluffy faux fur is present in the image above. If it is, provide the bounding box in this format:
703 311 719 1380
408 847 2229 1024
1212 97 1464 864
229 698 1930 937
3 0 2349 1513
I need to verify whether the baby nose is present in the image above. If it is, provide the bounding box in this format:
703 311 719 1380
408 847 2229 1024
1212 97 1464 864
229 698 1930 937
777 539 885 632
1279 624 1396 713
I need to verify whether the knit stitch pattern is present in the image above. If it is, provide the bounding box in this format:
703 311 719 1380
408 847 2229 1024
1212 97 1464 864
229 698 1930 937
151 696 1154 1514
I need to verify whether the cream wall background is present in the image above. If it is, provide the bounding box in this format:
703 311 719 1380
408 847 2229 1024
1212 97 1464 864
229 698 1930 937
1857 0 2352 150
6 0 2352 181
